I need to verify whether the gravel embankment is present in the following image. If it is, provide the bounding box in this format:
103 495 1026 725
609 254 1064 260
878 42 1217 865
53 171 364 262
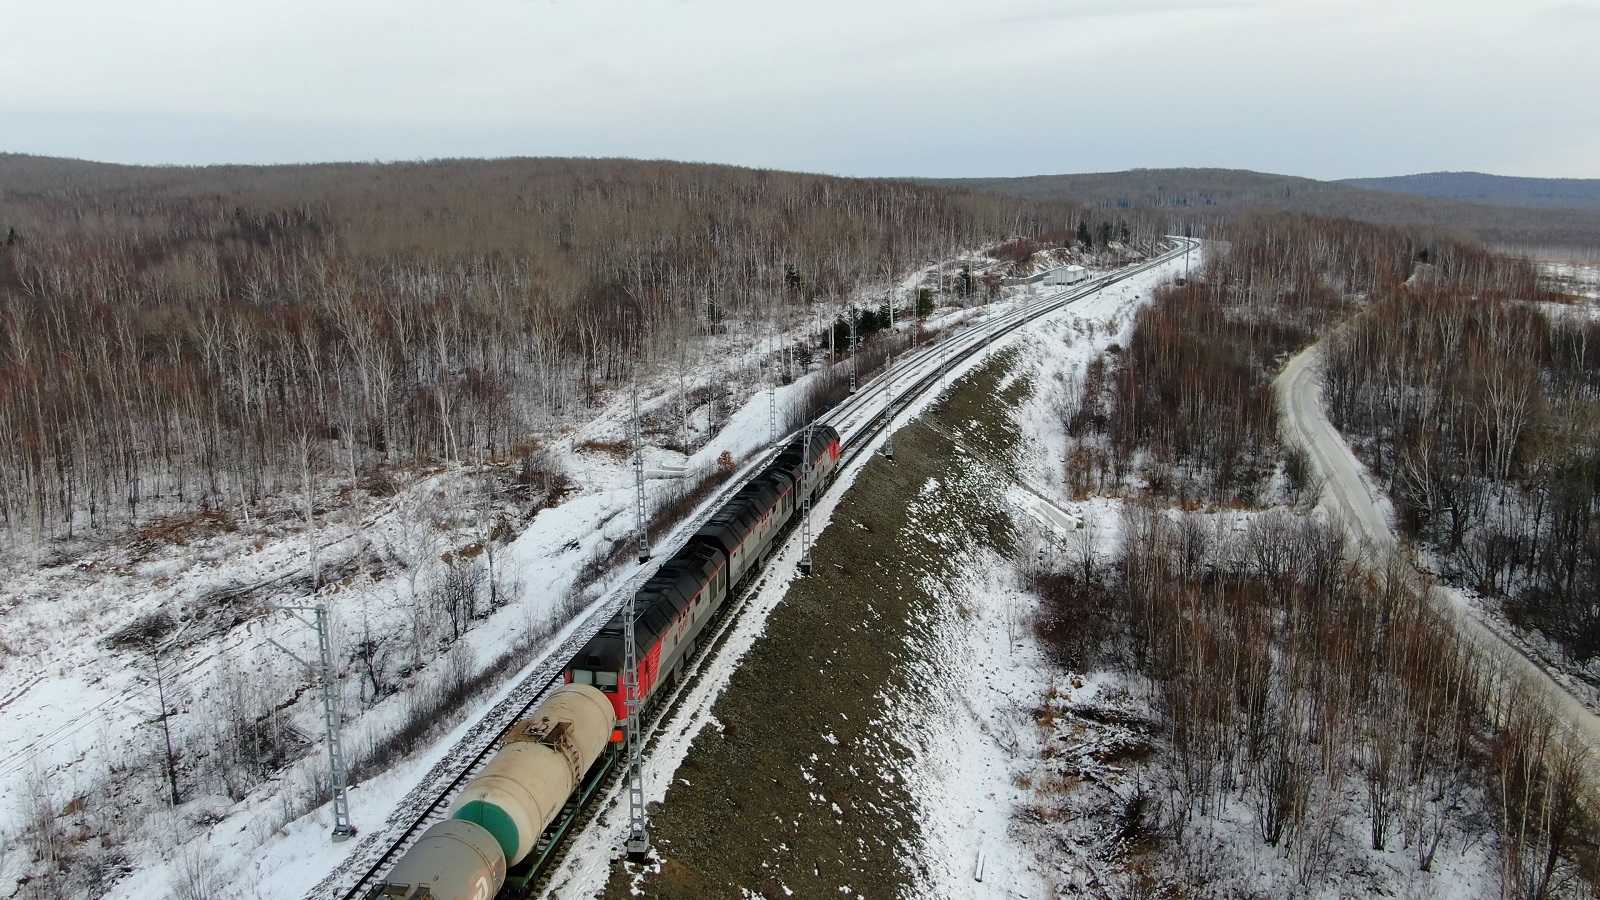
605 354 1031 900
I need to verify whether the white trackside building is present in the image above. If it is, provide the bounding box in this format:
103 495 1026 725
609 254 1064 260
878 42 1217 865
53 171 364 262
1043 264 1087 286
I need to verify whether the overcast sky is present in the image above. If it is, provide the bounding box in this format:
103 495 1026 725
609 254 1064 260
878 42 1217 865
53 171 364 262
3 0 1596 180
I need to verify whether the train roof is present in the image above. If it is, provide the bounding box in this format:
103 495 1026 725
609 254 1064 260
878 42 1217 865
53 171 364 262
608 540 726 653
575 537 728 668
773 426 836 468
570 428 838 671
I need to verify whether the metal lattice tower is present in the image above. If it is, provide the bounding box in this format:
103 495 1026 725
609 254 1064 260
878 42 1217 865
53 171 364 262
625 374 649 859
313 605 355 841
623 583 648 858
767 319 777 445
849 309 858 394
799 422 815 576
633 378 650 565
267 605 354 841
882 284 896 461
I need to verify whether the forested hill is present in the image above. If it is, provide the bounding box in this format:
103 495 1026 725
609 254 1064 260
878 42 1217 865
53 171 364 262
0 153 1175 541
920 167 1600 256
1336 171 1600 212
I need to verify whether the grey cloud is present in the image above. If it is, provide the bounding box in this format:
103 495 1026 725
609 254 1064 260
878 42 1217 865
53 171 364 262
982 0 1260 27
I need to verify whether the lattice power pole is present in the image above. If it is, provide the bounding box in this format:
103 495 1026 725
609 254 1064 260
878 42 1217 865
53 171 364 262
312 605 354 841
623 581 648 859
799 422 815 576
881 284 896 461
268 605 355 841
633 378 650 565
625 373 650 860
849 306 859 394
767 319 777 445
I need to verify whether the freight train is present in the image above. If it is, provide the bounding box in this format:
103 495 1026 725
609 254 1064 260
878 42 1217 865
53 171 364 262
370 425 841 900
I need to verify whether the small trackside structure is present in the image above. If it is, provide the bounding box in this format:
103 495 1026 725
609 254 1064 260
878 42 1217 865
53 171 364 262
1043 264 1087 286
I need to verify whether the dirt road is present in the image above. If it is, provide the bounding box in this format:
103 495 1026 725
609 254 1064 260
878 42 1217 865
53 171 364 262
1276 344 1600 758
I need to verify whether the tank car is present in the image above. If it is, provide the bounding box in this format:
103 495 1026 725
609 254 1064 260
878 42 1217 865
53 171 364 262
369 683 616 899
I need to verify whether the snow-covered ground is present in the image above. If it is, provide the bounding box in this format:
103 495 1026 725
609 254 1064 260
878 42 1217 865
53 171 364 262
1540 260 1600 301
0 245 1184 898
885 290 1503 899
889 290 1151 899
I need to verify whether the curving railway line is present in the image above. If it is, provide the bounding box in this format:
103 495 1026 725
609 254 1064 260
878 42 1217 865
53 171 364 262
310 239 1196 900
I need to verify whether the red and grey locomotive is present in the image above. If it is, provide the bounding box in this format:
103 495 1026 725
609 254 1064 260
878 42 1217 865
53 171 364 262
567 425 840 725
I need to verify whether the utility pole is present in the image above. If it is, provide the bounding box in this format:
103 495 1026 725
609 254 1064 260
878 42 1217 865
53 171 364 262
767 322 777 447
986 303 995 361
848 305 858 394
148 621 194 809
302 433 318 599
633 376 650 565
766 316 777 445
623 580 648 860
799 422 815 576
268 605 355 841
153 652 181 807
881 282 896 461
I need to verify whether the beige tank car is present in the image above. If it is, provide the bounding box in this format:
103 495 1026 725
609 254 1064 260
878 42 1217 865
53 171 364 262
448 682 616 865
378 818 505 900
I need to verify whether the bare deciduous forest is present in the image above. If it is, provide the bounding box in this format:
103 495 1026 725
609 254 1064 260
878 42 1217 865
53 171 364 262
1068 213 1420 502
1035 211 1598 897
1035 509 1596 897
1321 280 1600 665
0 157 1175 546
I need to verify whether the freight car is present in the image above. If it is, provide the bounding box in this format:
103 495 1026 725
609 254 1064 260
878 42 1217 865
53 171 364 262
371 683 616 900
369 425 840 899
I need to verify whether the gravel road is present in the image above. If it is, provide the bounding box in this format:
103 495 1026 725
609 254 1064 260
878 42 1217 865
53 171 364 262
1276 343 1600 759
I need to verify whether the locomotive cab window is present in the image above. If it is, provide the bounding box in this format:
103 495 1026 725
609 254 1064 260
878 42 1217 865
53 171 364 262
573 669 620 692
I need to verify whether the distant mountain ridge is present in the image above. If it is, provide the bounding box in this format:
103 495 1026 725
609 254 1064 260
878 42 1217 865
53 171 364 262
1335 171 1600 212
919 168 1600 257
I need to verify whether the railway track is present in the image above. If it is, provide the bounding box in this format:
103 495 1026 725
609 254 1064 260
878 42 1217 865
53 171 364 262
312 239 1195 900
